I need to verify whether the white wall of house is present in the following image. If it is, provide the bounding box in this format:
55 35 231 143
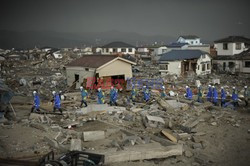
66 66 96 88
53 51 63 59
102 48 136 55
159 61 181 76
196 54 212 75
97 59 133 79
154 46 168 56
214 42 246 56
137 47 150 53
177 37 201 45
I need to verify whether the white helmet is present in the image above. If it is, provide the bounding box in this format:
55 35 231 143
212 86 215 88
80 86 83 90
33 91 37 94
221 87 224 89
208 85 211 87
244 86 247 89
232 87 235 89
52 91 56 95
162 86 165 89
59 90 62 93
111 86 114 89
186 85 189 89
98 88 101 91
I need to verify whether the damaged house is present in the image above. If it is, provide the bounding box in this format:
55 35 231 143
65 55 136 89
158 50 211 76
101 41 136 55
213 36 250 73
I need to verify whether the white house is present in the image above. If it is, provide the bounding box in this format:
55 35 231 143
101 41 136 55
177 35 202 45
65 55 136 89
158 50 211 76
213 36 250 73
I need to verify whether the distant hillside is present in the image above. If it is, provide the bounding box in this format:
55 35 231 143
0 30 179 49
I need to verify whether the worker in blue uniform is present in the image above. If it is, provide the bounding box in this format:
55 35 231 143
131 84 137 102
207 85 212 102
232 87 239 109
31 91 40 113
143 85 150 102
97 88 105 104
80 86 88 107
185 86 192 100
197 85 203 103
52 91 62 114
212 86 218 106
221 87 226 107
161 85 167 98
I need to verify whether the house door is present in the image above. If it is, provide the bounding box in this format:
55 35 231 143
223 62 226 71
74 74 80 89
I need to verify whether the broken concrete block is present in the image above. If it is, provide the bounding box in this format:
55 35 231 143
177 133 190 140
192 143 203 149
30 123 48 132
184 150 193 158
105 128 120 137
146 115 165 124
70 139 82 151
44 136 59 149
211 122 217 126
212 79 220 85
83 131 105 141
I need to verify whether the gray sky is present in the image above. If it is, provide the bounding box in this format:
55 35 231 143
1 0 250 41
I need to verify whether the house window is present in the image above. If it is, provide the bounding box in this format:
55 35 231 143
202 64 205 71
106 48 109 53
207 63 210 70
245 61 250 68
223 43 228 50
228 62 235 69
202 54 206 59
85 68 89 71
128 48 133 52
236 43 241 50
121 48 126 52
159 64 168 70
197 65 200 70
113 48 117 52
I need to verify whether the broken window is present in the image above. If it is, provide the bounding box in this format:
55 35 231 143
228 62 235 69
236 43 241 50
202 64 205 71
159 64 168 70
245 61 250 68
121 48 126 52
207 63 210 70
223 43 228 50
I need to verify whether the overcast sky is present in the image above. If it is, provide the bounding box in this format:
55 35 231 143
1 0 250 41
